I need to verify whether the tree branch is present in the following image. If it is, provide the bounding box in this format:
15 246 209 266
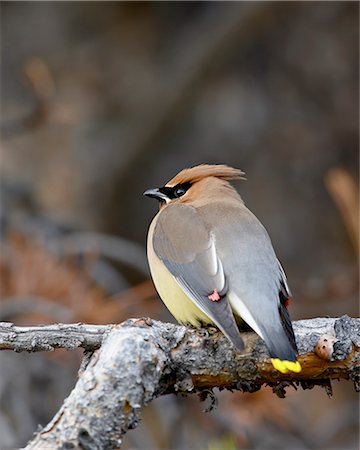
1 316 358 450
0 322 112 352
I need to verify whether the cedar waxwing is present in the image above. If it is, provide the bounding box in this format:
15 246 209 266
144 164 301 373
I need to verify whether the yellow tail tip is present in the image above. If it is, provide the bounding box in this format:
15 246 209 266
271 358 302 374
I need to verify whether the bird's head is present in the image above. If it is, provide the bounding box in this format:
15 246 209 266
143 164 246 207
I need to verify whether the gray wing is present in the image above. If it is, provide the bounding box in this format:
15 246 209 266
198 203 297 361
153 204 244 351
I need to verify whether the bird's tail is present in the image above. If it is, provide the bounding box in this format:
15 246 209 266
271 358 301 373
263 326 302 374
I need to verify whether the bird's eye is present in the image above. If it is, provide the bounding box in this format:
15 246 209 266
174 187 186 197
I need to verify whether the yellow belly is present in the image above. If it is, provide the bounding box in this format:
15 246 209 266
147 221 211 327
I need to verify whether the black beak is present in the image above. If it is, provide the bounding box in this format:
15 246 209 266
143 188 168 202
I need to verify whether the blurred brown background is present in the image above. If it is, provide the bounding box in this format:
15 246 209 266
0 2 358 449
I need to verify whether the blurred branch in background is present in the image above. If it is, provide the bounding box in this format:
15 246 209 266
0 296 74 323
48 231 149 275
10 316 357 450
0 57 55 137
325 168 359 252
0 231 159 325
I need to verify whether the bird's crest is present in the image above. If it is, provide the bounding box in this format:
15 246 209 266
166 164 246 187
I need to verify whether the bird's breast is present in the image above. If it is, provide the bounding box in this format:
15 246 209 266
147 218 211 327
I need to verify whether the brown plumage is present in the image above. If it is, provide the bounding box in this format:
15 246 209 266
144 164 301 373
166 164 246 186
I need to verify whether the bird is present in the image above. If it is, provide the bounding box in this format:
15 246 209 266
144 164 301 373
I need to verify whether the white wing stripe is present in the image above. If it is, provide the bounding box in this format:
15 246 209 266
228 292 265 340
277 258 291 296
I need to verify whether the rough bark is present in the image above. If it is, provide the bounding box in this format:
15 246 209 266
0 316 358 450
0 322 112 352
